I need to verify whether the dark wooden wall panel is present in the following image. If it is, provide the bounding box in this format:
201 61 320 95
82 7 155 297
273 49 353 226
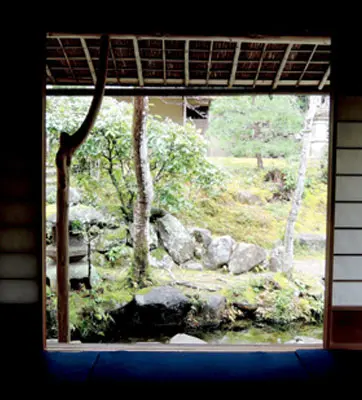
326 28 362 349
0 32 46 350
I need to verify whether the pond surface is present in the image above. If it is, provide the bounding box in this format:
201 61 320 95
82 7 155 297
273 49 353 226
200 324 323 344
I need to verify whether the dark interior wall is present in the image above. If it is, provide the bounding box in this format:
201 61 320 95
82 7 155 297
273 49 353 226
0 31 46 349
325 30 362 349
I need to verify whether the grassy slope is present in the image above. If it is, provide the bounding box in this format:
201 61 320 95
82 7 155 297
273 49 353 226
179 157 327 256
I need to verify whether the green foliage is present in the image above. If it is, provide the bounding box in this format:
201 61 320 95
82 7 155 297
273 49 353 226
180 157 327 251
207 96 304 163
47 97 225 218
106 244 132 267
223 272 324 325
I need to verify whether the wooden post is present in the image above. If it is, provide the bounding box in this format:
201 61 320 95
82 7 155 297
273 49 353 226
56 35 109 342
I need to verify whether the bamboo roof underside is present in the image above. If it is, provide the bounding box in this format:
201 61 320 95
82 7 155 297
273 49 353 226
46 34 331 95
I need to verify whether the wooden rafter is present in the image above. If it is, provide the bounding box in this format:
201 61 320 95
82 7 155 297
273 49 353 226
272 43 293 89
228 41 242 88
49 33 331 45
109 42 121 85
296 45 318 87
57 38 76 81
162 39 167 84
253 43 267 88
47 56 330 66
46 64 55 83
80 38 97 85
206 41 214 85
133 38 144 86
184 40 189 86
318 65 331 90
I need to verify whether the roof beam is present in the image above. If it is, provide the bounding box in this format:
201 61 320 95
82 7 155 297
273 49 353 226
46 64 55 83
253 43 267 88
272 43 293 89
47 56 330 65
318 65 331 90
162 39 167 84
48 33 331 45
228 41 242 88
109 42 121 85
184 40 189 86
47 85 330 97
296 44 318 87
206 41 214 85
48 78 329 87
57 38 76 81
80 38 97 85
133 38 144 86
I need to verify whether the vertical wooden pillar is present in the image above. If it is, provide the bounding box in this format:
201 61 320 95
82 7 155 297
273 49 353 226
324 29 362 349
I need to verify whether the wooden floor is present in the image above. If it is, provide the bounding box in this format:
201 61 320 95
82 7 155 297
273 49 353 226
46 341 323 352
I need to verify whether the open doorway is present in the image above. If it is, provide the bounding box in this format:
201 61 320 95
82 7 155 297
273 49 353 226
45 94 328 346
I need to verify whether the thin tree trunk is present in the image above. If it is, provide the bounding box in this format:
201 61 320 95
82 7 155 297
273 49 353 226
283 98 319 274
132 96 154 288
256 153 264 169
56 35 109 342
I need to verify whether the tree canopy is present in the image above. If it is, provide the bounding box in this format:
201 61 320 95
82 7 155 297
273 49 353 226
207 96 304 166
46 97 225 219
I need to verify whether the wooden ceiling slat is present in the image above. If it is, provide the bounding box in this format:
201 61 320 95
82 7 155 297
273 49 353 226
272 43 293 89
318 65 331 90
46 34 331 92
228 41 242 88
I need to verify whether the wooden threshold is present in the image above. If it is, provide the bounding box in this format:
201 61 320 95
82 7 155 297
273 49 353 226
46 342 323 353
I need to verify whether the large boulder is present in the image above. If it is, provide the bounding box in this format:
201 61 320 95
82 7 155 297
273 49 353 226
110 286 191 338
129 223 158 250
228 243 267 275
169 334 206 344
189 228 212 248
203 295 227 319
47 204 107 228
150 254 176 270
156 214 195 264
295 233 326 252
204 236 235 270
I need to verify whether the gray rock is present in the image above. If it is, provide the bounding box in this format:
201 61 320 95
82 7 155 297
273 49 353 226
156 214 195 264
235 191 263 205
47 205 106 227
268 246 286 272
189 228 212 248
204 236 235 270
46 244 87 262
169 334 206 344
228 243 267 275
129 223 158 250
295 233 326 252
182 261 203 271
110 286 192 337
204 295 226 319
46 259 100 288
135 286 189 309
194 245 204 259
